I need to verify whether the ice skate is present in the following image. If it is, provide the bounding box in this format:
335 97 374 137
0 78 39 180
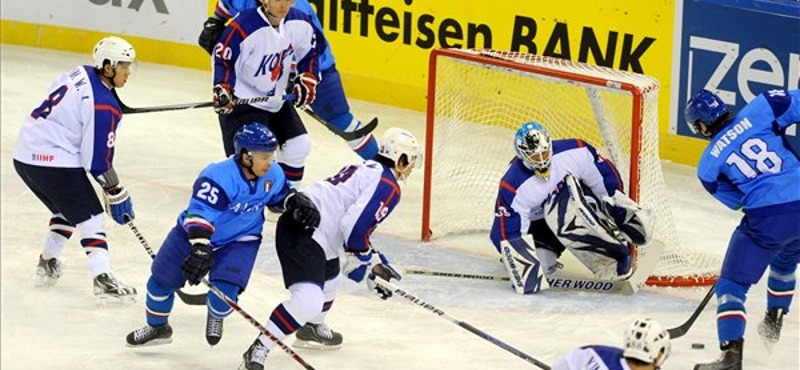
757 308 784 353
293 322 343 350
239 337 270 370
93 272 137 305
35 254 64 287
126 324 173 347
206 314 224 346
694 339 743 370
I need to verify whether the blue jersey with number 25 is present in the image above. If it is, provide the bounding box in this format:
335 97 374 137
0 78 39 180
178 157 291 246
697 89 800 212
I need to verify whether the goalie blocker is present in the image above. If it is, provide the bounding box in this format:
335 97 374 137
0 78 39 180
501 175 652 294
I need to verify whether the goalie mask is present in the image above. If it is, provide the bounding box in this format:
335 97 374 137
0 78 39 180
623 318 671 368
514 122 552 178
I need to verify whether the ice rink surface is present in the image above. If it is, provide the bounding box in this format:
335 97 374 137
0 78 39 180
1 45 797 370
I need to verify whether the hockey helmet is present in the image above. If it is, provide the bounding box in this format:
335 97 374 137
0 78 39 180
623 318 671 368
93 36 136 69
684 89 730 135
377 127 422 169
514 122 552 175
234 123 279 155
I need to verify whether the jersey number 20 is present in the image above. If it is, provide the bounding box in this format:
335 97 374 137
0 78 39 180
726 138 782 178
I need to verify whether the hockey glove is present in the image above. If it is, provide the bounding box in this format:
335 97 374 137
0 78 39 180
367 263 402 300
284 191 320 230
291 72 318 109
343 249 392 282
181 243 214 286
213 84 234 114
104 186 134 225
198 16 226 55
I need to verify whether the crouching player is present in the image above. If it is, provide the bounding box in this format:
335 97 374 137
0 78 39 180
125 123 320 347
239 127 421 370
490 122 652 294
553 318 671 370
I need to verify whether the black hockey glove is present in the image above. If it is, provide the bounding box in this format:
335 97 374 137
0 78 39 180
181 243 214 286
367 263 402 300
198 16 226 55
285 191 320 230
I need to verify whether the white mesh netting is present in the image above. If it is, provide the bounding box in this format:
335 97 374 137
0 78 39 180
423 49 719 286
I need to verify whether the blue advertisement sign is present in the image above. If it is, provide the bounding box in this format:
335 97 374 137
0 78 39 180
676 0 799 149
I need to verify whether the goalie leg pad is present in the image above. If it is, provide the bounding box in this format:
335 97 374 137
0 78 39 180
500 238 550 294
544 175 633 280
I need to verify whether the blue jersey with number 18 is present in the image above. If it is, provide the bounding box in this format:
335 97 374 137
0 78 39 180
696 89 800 211
178 157 291 247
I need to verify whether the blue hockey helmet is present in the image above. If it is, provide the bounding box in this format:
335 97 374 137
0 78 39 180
684 90 730 135
514 122 552 176
234 123 278 155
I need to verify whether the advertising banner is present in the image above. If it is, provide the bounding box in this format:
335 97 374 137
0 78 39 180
3 0 207 44
674 0 799 149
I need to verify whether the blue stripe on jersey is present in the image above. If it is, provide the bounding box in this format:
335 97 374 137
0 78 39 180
554 139 623 195
84 66 122 177
764 89 792 119
345 165 401 252
489 158 531 250
580 345 626 370
191 176 231 211
213 8 265 87
292 0 334 70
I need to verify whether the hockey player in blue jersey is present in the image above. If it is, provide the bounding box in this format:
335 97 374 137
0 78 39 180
239 127 420 370
686 89 800 370
125 123 320 347
200 0 380 161
490 122 652 294
13 36 138 303
552 318 671 370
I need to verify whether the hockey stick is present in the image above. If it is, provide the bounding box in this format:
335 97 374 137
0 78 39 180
201 277 318 370
404 268 510 281
125 220 315 369
373 276 551 369
299 107 378 141
667 284 715 339
125 219 207 306
117 94 296 115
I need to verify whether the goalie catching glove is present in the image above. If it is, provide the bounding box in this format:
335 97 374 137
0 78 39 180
291 72 318 109
344 249 401 299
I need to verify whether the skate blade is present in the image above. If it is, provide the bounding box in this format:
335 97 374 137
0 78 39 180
34 276 59 287
760 336 777 354
95 294 137 307
125 338 173 348
292 339 342 351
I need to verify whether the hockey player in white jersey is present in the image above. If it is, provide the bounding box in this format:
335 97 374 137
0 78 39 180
213 0 325 185
239 127 421 370
489 122 652 294
552 318 671 370
12 36 138 303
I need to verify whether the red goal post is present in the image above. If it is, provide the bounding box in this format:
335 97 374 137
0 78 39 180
421 48 719 287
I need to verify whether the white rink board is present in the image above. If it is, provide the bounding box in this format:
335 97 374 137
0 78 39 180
1 0 206 44
1 45 798 370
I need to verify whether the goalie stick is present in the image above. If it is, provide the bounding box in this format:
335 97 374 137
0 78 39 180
125 220 318 370
373 276 551 370
125 219 207 306
667 284 715 339
404 267 637 294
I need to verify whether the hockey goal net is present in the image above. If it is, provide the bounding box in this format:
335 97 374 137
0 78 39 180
422 48 720 287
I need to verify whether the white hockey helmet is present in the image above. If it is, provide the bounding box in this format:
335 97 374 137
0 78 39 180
377 127 422 169
623 318 671 368
93 36 136 69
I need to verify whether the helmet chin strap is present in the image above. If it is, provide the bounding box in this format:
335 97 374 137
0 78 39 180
240 151 258 179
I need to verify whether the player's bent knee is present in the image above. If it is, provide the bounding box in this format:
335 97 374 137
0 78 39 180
289 282 326 322
280 134 312 168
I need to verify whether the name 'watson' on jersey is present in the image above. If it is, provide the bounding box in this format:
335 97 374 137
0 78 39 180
213 6 325 112
696 89 800 211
